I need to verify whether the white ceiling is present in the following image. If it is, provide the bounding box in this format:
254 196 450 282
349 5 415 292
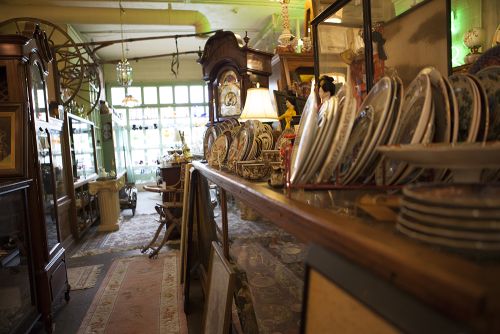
0 0 308 62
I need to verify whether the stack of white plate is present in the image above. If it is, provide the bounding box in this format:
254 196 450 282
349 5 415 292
397 183 500 256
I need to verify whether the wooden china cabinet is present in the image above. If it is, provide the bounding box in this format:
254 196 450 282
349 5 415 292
0 27 70 333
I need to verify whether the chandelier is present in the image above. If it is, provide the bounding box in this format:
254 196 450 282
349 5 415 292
116 0 133 86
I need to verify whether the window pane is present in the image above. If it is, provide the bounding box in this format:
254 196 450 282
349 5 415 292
111 87 125 106
159 86 173 104
175 107 189 118
127 87 142 104
174 86 189 103
144 107 159 120
131 150 146 165
143 87 158 104
146 149 161 165
191 106 208 126
190 85 204 103
129 108 143 121
114 108 127 120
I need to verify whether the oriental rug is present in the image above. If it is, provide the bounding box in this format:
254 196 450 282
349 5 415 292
77 251 187 334
67 264 103 291
71 214 178 258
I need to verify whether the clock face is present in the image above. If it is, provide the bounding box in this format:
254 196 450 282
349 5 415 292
218 70 241 117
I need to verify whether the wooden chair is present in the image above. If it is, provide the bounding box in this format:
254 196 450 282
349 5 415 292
142 163 185 258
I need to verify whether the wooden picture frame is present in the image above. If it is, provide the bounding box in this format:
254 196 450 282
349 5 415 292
300 244 464 334
0 103 23 176
202 241 236 334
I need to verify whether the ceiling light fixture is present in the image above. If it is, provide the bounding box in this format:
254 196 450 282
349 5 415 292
278 0 294 47
116 0 133 86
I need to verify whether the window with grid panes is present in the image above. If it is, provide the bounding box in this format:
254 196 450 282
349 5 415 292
109 83 208 183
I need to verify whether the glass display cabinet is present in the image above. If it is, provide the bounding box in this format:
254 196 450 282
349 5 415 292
0 27 70 333
68 114 97 181
0 180 40 334
65 113 99 239
311 0 451 102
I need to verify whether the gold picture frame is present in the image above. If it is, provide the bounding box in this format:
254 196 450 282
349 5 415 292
202 241 236 334
0 103 23 176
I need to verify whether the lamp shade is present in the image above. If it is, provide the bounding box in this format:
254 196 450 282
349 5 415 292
239 87 277 122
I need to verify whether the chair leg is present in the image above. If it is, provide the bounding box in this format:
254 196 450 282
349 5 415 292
141 219 166 253
149 222 177 259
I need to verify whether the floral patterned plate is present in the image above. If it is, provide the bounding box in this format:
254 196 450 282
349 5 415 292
476 66 500 141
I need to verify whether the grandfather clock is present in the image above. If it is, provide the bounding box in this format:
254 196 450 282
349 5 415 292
198 30 273 123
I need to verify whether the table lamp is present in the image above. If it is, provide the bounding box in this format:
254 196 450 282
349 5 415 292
239 85 277 122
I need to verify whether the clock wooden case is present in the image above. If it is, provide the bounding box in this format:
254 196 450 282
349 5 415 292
199 30 273 123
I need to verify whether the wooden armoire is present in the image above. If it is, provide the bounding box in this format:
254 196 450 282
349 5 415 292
0 26 70 333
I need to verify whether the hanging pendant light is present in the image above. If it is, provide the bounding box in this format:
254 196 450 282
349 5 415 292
116 0 133 86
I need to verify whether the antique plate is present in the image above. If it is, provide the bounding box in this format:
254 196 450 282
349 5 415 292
442 77 459 143
396 223 500 254
372 76 404 184
343 76 393 184
476 66 500 141
374 75 432 185
466 74 490 142
392 72 432 145
397 215 500 243
448 73 479 142
376 142 500 169
290 90 318 184
274 128 294 151
338 105 375 184
208 134 229 167
403 183 500 208
393 108 435 185
316 78 357 183
258 132 274 151
419 67 451 143
401 207 500 231
203 126 217 160
399 213 500 242
299 95 338 184
401 197 500 220
228 126 252 168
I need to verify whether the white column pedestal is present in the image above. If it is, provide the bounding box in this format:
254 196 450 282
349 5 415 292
88 172 126 232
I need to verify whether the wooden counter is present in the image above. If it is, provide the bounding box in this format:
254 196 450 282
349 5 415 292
193 161 500 333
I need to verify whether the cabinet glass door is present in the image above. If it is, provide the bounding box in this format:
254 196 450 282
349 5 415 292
30 61 48 122
0 183 37 333
50 129 67 199
36 128 59 252
70 118 96 180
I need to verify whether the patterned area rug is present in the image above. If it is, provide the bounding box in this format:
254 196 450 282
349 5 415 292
77 251 187 334
213 200 306 333
232 241 304 334
71 214 178 258
68 264 103 290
